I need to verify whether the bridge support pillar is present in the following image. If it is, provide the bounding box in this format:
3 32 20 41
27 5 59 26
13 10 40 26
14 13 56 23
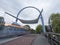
40 15 46 33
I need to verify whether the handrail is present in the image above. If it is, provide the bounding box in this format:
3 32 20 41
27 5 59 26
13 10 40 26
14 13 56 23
46 32 60 36
45 32 60 45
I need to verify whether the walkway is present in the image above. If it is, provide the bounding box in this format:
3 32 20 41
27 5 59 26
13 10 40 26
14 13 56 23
0 34 50 45
32 34 50 45
0 34 36 45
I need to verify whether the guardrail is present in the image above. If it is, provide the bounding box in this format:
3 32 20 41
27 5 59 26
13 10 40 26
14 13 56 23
45 32 60 45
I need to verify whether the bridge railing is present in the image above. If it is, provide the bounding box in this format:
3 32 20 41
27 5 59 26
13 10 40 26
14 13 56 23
45 32 60 45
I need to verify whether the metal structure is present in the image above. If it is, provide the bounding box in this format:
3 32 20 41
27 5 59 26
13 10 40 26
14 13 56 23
5 6 46 33
45 32 60 45
16 6 41 23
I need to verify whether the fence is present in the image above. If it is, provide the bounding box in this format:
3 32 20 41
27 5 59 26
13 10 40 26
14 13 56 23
45 32 60 45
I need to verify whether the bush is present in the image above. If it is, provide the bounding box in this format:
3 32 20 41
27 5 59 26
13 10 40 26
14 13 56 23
36 24 42 34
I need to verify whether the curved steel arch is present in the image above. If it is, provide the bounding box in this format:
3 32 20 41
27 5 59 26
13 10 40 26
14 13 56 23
16 6 41 22
16 6 46 33
5 6 46 33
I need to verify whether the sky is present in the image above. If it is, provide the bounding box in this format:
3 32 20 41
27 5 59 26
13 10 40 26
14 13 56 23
0 0 60 29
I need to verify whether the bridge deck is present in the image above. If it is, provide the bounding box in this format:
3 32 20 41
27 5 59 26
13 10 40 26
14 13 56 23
32 34 50 45
0 34 50 45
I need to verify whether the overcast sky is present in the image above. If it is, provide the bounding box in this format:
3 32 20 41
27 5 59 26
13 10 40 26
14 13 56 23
0 0 60 29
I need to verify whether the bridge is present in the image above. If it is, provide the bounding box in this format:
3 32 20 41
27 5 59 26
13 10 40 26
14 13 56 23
0 32 60 45
0 6 60 45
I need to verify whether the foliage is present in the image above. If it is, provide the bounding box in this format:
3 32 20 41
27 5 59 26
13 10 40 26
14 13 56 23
30 29 36 33
45 25 49 32
50 13 60 33
0 16 5 30
36 24 42 34
24 25 31 30
24 25 30 28
0 25 4 30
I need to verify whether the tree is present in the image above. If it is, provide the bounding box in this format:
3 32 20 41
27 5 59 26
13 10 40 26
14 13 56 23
36 24 42 34
0 17 5 30
24 25 30 29
30 29 36 34
49 13 60 33
24 25 30 30
45 25 49 32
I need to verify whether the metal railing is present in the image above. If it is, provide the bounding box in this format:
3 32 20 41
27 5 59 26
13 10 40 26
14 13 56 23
45 32 60 45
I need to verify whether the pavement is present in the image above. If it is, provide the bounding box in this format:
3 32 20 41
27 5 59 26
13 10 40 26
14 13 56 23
32 34 50 45
0 36 23 44
0 34 50 45
0 34 37 45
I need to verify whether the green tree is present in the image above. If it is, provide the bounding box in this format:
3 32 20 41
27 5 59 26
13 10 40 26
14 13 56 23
36 24 42 34
30 29 36 34
24 25 30 30
24 25 30 29
49 13 60 33
45 25 49 32
0 17 5 30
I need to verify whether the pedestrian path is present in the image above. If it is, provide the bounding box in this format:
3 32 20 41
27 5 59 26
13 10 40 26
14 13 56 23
32 34 50 45
0 34 36 45
0 34 50 45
